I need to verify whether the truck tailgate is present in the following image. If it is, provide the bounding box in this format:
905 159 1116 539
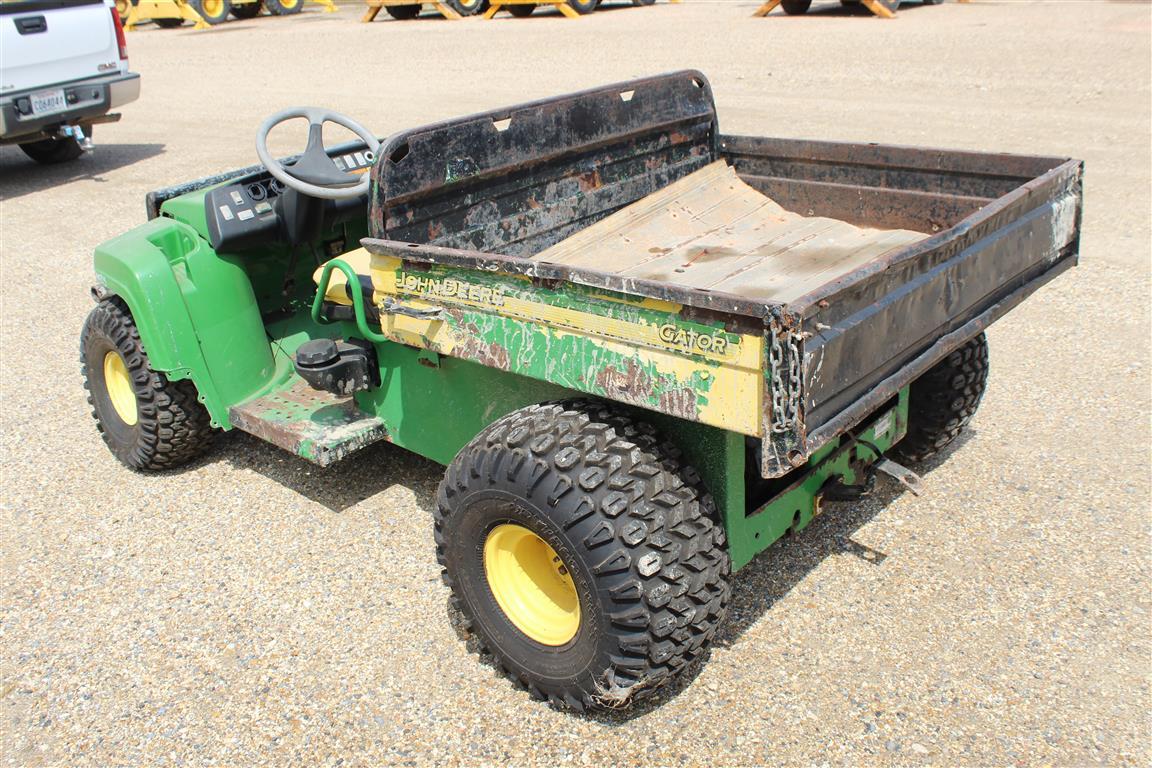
724 136 1083 475
0 0 117 94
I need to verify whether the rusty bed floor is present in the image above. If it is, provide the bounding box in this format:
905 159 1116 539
532 161 929 304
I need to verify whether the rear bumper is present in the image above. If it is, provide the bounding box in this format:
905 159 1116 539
0 71 140 143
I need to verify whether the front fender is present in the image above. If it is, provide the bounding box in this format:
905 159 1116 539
93 217 275 428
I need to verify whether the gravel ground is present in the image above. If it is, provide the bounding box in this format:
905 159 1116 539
1 1 1149 765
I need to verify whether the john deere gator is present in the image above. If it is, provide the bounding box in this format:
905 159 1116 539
81 72 1083 711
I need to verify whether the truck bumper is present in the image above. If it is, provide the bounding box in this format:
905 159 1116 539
0 71 140 143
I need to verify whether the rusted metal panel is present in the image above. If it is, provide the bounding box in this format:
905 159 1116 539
370 70 719 257
789 158 1083 470
228 381 389 467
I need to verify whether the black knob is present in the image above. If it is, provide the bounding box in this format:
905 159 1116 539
296 338 339 367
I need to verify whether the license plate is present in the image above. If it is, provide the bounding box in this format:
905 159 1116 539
29 88 67 117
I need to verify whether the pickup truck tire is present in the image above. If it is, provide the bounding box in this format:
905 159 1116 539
508 4 536 16
264 0 301 14
190 0 232 24
81 299 215 472
436 400 731 711
895 332 989 464
781 0 812 13
19 128 89 165
384 4 421 19
230 0 263 18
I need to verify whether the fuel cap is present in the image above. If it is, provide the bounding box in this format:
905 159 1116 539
296 338 339 367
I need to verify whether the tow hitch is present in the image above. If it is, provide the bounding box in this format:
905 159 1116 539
58 124 93 152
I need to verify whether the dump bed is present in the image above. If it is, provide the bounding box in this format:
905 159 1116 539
362 70 1082 477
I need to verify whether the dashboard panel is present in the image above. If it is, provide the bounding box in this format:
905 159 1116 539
203 145 376 252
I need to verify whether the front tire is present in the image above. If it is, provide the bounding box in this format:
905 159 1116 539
568 0 598 13
781 0 812 13
436 401 731 711
190 0 232 24
446 0 485 14
508 4 535 17
264 0 302 14
894 333 989 464
81 299 216 471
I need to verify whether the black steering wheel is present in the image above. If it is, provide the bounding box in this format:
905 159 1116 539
255 107 381 200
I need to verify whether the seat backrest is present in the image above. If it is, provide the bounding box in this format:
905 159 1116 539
368 71 719 257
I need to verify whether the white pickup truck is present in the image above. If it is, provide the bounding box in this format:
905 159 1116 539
0 0 140 164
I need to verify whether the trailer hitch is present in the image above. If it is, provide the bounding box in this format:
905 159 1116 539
832 432 925 498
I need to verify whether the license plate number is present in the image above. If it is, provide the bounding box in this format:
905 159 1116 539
30 88 67 116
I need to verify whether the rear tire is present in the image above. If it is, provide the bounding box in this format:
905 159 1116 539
190 0 232 24
19 127 90 165
894 333 989 464
230 0 263 18
81 299 216 471
436 400 731 711
385 3 421 18
508 4 535 17
264 0 302 14
781 0 811 13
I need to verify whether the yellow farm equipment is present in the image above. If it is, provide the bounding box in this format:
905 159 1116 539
361 0 485 21
362 0 675 22
119 0 336 30
754 0 961 19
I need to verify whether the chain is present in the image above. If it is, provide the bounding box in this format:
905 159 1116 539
768 319 802 434
768 324 787 432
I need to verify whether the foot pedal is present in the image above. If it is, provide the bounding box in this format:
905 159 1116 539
875 458 924 496
229 380 388 467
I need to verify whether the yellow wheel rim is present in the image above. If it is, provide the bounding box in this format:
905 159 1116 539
280 0 300 8
484 524 581 646
458 0 482 8
103 351 138 426
202 0 224 15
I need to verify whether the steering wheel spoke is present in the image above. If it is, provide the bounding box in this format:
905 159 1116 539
256 107 381 200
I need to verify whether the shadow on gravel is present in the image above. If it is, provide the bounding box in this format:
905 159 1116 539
217 432 442 513
0 142 166 201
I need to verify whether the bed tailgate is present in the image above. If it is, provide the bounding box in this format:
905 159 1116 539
765 157 1083 477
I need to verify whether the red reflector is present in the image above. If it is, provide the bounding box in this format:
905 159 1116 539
111 7 128 61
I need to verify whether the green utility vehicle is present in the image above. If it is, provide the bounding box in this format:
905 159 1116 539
81 72 1082 711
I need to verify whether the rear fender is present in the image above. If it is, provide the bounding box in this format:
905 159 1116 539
93 217 276 428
